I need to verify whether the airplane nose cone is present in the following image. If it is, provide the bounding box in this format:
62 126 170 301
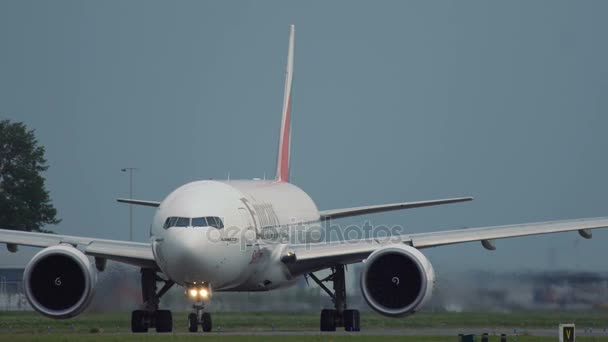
156 227 247 288
159 228 219 282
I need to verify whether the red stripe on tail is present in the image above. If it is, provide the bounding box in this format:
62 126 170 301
275 25 295 182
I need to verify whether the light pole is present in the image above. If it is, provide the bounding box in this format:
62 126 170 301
121 167 137 241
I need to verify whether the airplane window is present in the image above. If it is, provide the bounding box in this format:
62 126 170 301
192 217 208 227
207 217 224 229
206 217 218 228
163 217 171 229
176 217 190 227
167 217 178 228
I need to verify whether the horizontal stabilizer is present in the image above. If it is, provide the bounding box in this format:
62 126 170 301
319 197 473 221
116 198 160 207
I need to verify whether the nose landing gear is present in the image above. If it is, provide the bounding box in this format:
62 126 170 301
188 303 212 332
185 282 213 332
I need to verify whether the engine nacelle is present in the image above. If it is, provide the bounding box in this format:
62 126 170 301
23 244 96 319
360 244 435 317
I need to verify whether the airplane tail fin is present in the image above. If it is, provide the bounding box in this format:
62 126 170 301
275 25 295 182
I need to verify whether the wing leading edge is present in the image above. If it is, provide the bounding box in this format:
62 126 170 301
0 228 156 268
318 197 473 221
284 216 608 275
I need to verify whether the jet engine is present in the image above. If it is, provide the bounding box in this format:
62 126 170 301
360 244 435 317
23 244 96 318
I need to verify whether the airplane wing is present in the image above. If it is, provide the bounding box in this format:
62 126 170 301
116 198 161 207
318 197 473 221
0 229 157 268
284 217 608 275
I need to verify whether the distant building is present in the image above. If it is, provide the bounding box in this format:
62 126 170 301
0 267 29 311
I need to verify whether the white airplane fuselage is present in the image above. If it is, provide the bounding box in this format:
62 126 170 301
151 180 320 292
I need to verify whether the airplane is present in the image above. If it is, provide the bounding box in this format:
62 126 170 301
1 24 607 333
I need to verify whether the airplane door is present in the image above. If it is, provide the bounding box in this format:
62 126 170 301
238 208 256 248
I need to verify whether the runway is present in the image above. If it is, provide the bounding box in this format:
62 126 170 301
167 327 607 337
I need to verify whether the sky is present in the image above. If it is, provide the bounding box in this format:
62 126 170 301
1 0 607 272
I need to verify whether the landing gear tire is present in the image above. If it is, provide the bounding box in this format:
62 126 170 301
311 265 361 332
131 310 148 333
132 269 175 333
155 310 173 333
201 312 212 332
188 313 198 332
320 309 336 332
343 309 360 332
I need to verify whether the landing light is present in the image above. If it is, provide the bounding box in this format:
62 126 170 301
186 284 211 300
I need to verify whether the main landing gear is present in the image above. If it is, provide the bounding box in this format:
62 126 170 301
309 264 360 332
131 268 175 333
188 303 212 332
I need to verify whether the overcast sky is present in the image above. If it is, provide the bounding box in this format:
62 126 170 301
1 0 607 272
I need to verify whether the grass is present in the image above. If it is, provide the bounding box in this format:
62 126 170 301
0 311 607 340
2 311 608 332
1 336 608 342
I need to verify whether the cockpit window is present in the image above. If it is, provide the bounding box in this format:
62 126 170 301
192 217 208 227
163 217 178 229
206 216 218 228
208 216 224 229
163 216 223 229
175 217 190 227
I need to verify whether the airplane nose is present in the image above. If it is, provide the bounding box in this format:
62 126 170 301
156 226 250 289
160 228 218 283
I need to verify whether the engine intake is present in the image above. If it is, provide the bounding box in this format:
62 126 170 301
23 245 96 319
360 244 435 317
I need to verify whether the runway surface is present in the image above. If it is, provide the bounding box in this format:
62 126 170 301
167 327 608 337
